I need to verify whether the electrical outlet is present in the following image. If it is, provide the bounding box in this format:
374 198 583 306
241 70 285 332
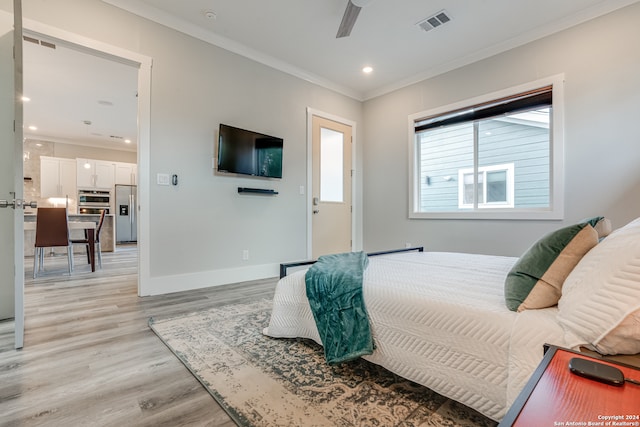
242 250 249 260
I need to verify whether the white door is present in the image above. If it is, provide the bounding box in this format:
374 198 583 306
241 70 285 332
311 115 352 258
0 0 26 349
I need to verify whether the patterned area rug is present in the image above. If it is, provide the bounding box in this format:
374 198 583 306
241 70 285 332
149 299 497 427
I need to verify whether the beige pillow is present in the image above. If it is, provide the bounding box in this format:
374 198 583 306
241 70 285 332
558 217 640 355
593 217 612 239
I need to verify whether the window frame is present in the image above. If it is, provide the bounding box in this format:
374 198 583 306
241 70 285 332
458 163 515 209
408 75 565 220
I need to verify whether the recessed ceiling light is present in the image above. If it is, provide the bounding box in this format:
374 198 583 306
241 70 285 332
362 66 373 74
28 125 37 131
21 96 30 102
124 139 132 144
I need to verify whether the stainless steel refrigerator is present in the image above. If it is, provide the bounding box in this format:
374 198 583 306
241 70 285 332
115 185 137 242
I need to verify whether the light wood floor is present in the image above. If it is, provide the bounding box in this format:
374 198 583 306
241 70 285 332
0 245 277 426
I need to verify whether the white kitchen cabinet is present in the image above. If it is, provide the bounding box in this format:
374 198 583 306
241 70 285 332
77 158 115 189
40 156 77 199
115 162 137 185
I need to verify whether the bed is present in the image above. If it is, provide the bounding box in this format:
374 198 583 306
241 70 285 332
263 217 640 422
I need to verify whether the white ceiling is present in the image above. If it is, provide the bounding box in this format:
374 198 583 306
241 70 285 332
22 35 139 151
22 0 640 150
107 0 640 99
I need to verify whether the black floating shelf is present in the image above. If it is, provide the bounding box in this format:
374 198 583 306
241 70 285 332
237 187 278 195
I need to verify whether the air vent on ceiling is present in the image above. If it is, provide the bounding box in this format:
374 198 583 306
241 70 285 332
22 35 56 49
23 35 39 45
40 40 56 49
416 10 452 32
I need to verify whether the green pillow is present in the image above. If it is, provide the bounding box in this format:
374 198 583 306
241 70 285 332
504 221 600 312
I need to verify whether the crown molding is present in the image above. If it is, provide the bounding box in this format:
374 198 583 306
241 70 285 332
101 0 364 101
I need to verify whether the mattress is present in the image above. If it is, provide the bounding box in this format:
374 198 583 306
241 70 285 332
264 251 568 421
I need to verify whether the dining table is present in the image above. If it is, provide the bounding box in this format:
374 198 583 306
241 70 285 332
24 221 97 272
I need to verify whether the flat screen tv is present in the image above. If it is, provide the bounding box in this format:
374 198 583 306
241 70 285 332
217 124 283 179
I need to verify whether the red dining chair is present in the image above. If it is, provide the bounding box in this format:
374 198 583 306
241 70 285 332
33 207 73 278
70 209 105 269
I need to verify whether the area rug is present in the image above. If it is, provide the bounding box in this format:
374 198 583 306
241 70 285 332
149 299 497 427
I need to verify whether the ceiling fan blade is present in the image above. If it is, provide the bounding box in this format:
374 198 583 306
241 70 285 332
336 0 362 38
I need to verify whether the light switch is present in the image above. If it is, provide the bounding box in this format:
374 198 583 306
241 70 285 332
157 173 171 186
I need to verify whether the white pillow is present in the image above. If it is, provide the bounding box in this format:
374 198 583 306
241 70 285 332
558 217 640 355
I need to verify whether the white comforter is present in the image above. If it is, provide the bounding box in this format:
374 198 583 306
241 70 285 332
264 251 569 421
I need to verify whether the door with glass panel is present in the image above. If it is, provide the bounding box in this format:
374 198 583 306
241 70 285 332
311 116 352 258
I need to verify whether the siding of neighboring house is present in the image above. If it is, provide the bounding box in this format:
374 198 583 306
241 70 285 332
417 118 549 211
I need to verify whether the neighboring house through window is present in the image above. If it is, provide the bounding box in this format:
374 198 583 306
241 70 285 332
458 163 514 209
409 75 564 220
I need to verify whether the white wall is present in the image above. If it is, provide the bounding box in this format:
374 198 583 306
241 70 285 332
362 3 640 256
51 141 137 163
6 0 363 294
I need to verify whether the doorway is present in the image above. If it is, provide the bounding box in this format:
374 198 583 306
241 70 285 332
309 111 355 258
18 21 151 297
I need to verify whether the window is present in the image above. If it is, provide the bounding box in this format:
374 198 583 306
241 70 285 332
320 127 344 203
409 76 564 220
458 163 514 208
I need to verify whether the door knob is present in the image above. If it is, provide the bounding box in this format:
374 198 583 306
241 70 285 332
0 197 37 209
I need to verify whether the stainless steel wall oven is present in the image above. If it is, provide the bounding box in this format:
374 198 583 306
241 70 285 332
78 190 110 215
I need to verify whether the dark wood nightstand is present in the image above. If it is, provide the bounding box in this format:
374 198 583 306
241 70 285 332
500 345 640 427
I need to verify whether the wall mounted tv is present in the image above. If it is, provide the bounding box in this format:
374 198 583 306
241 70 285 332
217 124 283 179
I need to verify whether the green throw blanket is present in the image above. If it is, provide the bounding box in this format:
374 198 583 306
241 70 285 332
305 251 373 365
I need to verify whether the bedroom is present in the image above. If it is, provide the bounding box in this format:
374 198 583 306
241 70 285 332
1 0 639 297
1 0 639 424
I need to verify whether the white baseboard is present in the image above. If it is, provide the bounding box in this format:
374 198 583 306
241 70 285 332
141 263 279 296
